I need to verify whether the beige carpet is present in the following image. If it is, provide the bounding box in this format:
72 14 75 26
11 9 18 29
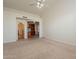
4 38 76 59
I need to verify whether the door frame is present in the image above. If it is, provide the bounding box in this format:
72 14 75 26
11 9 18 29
16 19 27 40
18 23 24 40
27 21 40 39
27 21 35 38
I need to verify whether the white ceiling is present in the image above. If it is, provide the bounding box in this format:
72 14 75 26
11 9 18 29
3 0 55 16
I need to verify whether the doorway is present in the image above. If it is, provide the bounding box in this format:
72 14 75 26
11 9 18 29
27 21 39 39
18 23 24 40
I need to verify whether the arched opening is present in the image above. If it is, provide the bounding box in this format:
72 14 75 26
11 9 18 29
18 23 24 40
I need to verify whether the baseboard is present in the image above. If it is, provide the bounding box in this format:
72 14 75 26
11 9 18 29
41 37 76 48
3 40 16 44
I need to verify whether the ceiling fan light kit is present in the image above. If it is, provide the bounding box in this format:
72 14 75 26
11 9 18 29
36 0 45 8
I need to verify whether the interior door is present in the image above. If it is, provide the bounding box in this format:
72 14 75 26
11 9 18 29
18 23 24 40
28 22 35 38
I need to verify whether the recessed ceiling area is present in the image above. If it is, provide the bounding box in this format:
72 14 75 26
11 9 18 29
3 0 55 16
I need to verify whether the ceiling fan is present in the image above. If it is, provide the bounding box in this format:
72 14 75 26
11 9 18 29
29 0 46 8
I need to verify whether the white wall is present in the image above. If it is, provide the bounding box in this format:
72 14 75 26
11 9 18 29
42 0 76 46
3 7 43 43
3 9 17 43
